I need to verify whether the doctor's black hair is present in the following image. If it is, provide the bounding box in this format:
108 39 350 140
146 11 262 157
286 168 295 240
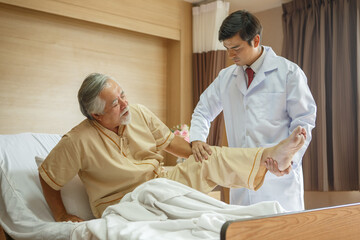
218 10 262 46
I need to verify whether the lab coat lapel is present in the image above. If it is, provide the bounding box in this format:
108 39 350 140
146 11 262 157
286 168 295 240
234 66 248 95
247 47 278 91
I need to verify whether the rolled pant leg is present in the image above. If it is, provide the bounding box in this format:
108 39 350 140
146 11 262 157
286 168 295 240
162 146 266 194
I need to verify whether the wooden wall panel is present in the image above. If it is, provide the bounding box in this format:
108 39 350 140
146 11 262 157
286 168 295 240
166 2 192 165
0 3 168 134
167 1 193 127
0 0 181 40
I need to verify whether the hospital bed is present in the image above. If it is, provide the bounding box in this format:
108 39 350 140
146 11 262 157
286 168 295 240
1 133 359 240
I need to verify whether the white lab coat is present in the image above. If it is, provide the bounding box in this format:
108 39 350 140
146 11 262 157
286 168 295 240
190 46 317 211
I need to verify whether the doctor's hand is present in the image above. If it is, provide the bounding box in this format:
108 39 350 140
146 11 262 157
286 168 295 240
265 158 292 177
191 140 212 162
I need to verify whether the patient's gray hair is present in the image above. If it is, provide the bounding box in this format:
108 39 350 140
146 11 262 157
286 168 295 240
78 73 116 120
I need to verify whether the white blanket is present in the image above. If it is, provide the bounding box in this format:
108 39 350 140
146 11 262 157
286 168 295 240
72 178 285 240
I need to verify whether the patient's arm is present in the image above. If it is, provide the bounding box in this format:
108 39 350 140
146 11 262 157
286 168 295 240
39 174 84 222
165 135 193 160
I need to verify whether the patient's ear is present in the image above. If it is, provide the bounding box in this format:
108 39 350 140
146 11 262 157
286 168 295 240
91 113 102 121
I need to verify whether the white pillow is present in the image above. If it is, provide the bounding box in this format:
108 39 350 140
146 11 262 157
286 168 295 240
35 156 94 220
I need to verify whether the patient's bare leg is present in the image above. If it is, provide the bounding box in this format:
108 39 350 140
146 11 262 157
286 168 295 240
262 126 306 171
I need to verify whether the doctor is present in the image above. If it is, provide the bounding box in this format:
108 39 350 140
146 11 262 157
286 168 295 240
190 10 317 212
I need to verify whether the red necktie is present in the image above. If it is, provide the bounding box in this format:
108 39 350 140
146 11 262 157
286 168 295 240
246 67 254 88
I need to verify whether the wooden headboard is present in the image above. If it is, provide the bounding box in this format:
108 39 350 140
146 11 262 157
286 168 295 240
221 202 360 240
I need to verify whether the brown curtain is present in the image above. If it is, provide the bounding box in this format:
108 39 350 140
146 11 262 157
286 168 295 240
193 50 227 146
282 0 360 191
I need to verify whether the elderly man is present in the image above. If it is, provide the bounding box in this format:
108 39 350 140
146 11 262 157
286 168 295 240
39 73 306 222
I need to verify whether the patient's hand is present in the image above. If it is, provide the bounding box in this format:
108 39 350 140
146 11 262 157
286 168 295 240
56 213 84 222
265 158 292 177
191 141 212 162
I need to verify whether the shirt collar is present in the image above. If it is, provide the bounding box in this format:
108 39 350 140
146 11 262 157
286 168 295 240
242 46 265 74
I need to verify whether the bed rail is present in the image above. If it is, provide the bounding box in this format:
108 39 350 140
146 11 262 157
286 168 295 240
221 202 360 240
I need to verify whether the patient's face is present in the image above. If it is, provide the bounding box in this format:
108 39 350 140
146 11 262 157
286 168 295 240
95 79 131 133
223 34 260 66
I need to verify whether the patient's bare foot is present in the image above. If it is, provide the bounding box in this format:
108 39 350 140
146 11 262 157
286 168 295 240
263 126 306 171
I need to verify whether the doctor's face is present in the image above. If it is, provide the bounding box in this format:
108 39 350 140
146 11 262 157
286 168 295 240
223 34 260 66
94 79 131 133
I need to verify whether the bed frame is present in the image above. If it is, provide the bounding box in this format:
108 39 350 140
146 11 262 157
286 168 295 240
221 202 360 240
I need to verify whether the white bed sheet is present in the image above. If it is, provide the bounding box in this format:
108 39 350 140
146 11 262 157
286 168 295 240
0 133 286 240
72 178 285 240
